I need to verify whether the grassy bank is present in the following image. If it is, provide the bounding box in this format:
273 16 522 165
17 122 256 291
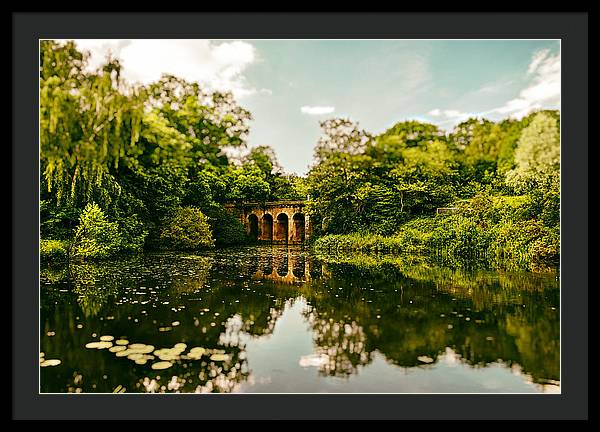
313 212 559 272
40 239 70 263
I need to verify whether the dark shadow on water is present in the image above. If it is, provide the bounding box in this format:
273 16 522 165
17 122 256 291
40 245 560 393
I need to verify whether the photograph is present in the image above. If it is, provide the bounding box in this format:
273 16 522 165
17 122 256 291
37 38 562 395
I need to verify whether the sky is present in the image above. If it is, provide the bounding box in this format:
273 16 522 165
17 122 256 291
68 39 561 175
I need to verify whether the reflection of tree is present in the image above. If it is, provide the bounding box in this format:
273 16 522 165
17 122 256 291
70 262 121 318
40 246 560 392
305 306 370 376
166 255 214 295
135 345 249 393
303 254 560 383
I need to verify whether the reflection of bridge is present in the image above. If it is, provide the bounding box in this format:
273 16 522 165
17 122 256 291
243 248 313 284
224 201 311 244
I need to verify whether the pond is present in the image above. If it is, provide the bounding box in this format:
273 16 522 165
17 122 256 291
40 245 560 393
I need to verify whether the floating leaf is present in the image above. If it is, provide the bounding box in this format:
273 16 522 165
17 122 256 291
85 341 113 349
151 361 173 370
209 354 229 362
127 353 145 361
40 359 61 367
127 344 155 354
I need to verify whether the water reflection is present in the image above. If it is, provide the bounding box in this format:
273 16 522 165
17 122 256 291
251 248 311 284
40 245 559 393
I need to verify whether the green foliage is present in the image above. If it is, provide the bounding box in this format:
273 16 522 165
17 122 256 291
159 207 215 250
40 40 144 208
40 40 261 251
314 202 559 272
113 212 148 253
306 109 560 271
71 203 122 260
308 119 459 237
39 40 560 269
40 200 81 240
226 163 271 202
40 239 69 263
506 111 560 193
204 206 251 246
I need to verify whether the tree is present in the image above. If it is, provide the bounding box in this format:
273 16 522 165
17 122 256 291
160 207 215 250
313 118 371 163
506 111 560 193
40 40 145 208
70 203 122 260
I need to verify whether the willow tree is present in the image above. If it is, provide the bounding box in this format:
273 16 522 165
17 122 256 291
506 111 560 228
40 40 145 207
506 111 560 193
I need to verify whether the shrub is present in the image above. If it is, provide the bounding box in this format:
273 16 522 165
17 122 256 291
116 213 148 253
204 206 251 246
71 203 122 260
160 206 215 250
40 239 68 262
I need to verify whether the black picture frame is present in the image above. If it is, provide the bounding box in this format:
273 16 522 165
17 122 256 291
13 12 588 420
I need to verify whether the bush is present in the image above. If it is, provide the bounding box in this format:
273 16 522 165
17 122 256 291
160 206 215 250
313 210 558 272
490 220 559 271
115 213 148 253
40 200 81 240
71 203 122 260
204 206 251 246
40 239 68 262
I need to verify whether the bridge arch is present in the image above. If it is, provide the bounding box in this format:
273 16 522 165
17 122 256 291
224 201 310 243
261 214 273 241
292 213 306 242
247 214 259 240
275 213 289 242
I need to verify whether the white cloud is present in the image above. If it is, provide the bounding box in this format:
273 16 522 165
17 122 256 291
494 48 560 118
476 80 514 94
67 39 262 98
443 109 464 118
429 48 560 125
428 108 474 123
527 49 550 75
301 106 335 115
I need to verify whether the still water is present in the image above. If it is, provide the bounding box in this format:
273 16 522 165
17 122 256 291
40 245 560 393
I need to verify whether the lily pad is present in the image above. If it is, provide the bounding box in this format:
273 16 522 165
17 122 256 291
209 354 229 362
85 341 113 349
40 359 61 367
127 344 155 354
151 361 173 370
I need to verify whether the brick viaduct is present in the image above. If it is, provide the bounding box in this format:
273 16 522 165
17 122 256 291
224 201 310 244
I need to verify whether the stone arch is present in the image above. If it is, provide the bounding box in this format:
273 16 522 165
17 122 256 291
292 213 305 242
274 213 289 242
276 252 289 277
261 213 273 241
292 254 305 278
247 214 259 240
